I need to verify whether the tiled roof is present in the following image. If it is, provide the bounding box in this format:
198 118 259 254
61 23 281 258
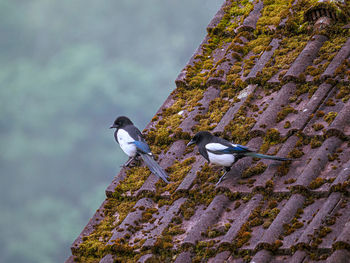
66 0 350 262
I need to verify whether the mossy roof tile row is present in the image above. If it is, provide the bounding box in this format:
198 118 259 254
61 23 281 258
135 140 187 196
284 34 329 81
142 197 187 249
70 200 108 254
107 198 154 245
240 0 263 32
322 37 350 80
67 0 350 262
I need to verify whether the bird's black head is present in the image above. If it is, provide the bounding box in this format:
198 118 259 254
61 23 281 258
110 116 133 129
187 131 212 146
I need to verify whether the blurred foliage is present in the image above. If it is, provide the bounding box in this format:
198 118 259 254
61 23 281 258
0 0 222 262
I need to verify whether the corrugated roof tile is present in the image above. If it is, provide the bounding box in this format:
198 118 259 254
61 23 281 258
326 249 350 263
293 136 342 188
183 194 229 246
245 39 280 81
99 254 113 263
250 249 272 263
107 198 154 245
135 140 187 196
322 37 350 80
174 251 192 263
258 194 305 249
142 197 186 248
219 194 263 247
71 200 107 254
284 34 328 81
253 82 297 134
239 1 263 32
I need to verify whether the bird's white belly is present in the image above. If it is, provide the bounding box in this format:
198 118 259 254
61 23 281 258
117 129 137 157
208 152 235 167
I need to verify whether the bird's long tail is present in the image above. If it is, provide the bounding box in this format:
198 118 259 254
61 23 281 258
245 152 291 161
140 154 169 184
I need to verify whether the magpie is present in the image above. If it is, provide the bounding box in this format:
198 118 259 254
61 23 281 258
187 131 291 185
110 116 169 184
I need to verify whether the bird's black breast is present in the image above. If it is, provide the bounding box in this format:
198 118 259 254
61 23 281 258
114 129 120 144
198 144 209 162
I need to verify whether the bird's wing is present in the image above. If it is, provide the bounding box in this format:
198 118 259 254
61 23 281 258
205 142 251 154
123 125 152 154
230 143 251 152
130 141 152 155
124 125 144 142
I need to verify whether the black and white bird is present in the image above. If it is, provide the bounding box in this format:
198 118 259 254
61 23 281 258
110 116 169 184
187 131 291 185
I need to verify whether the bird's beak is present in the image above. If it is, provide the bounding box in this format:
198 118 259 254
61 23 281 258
110 125 117 129
187 140 195 147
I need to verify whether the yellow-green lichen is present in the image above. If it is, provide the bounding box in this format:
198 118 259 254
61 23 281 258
323 111 337 124
192 96 230 132
262 206 280 229
260 128 282 153
242 162 267 178
312 123 324 131
256 0 291 33
75 198 137 262
113 167 151 197
247 35 273 54
158 157 195 195
235 205 263 248
276 105 298 122
204 224 230 238
283 208 304 236
284 121 291 129
310 136 323 148
336 83 350 102
309 177 334 189
275 161 291 177
284 178 296 184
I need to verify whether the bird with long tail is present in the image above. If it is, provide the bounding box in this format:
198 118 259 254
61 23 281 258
187 131 291 185
110 116 169 184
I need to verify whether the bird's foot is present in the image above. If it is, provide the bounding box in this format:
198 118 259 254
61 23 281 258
121 156 141 168
121 157 135 168
215 171 228 186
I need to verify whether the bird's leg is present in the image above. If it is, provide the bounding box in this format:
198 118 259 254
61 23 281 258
216 167 231 186
134 155 140 162
121 157 135 168
133 154 143 166
121 154 142 168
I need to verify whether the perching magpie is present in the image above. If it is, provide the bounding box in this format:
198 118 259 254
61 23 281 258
110 116 169 184
187 131 291 185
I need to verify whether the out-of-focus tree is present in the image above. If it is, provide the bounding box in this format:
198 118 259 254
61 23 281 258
0 0 222 262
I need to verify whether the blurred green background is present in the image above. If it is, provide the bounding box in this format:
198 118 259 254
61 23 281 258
0 0 222 262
